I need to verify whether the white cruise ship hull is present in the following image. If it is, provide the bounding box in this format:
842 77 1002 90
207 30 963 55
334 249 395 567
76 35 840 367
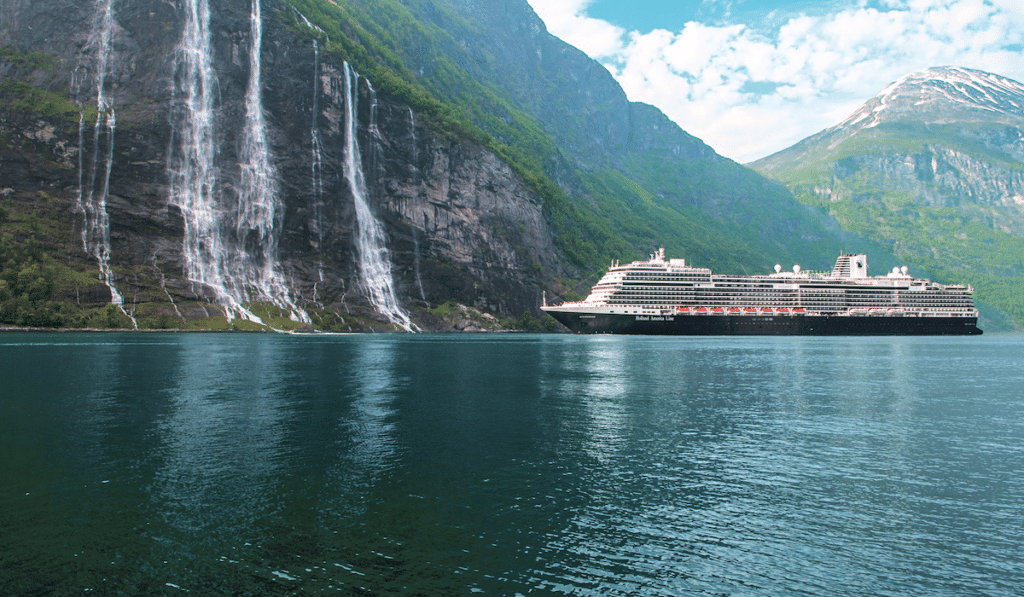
545 309 982 336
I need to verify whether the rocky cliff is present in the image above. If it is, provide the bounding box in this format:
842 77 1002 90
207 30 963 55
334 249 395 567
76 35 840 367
0 0 564 330
2 0 874 331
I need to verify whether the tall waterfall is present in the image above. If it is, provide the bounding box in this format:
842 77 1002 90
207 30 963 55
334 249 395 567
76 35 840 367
311 40 325 277
343 63 414 331
236 0 308 323
168 0 308 325
76 0 136 328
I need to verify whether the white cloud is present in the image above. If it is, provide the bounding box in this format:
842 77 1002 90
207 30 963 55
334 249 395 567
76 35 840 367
527 0 1024 162
528 0 626 58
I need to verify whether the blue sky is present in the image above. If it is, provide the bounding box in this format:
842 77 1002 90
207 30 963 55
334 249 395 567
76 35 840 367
585 0 844 36
526 0 1024 162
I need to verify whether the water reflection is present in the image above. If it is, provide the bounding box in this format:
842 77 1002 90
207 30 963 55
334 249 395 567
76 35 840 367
154 335 292 533
329 336 400 494
3 333 1021 596
578 337 630 463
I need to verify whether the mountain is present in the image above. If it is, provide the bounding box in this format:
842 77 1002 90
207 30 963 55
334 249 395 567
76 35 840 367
753 66 1024 330
0 0 866 331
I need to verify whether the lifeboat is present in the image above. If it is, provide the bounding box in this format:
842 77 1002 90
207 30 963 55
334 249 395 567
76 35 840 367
676 306 691 313
710 307 724 314
743 307 757 314
792 308 806 314
692 307 708 314
727 307 741 314
775 307 790 314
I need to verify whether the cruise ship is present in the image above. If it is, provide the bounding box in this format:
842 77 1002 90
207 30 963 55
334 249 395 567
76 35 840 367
542 249 981 335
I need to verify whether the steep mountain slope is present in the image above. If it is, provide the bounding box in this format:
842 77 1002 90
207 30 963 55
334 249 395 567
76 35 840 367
1 0 871 331
753 67 1024 330
378 0 857 273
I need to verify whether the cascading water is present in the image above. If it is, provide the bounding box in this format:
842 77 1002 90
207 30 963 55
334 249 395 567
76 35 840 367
407 108 426 302
235 0 309 323
342 63 415 332
168 0 233 317
311 40 325 284
168 0 308 325
76 0 136 328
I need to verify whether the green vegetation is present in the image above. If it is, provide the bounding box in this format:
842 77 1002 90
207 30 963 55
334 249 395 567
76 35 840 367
757 122 1024 330
0 45 58 70
0 80 81 122
0 232 108 328
0 45 82 122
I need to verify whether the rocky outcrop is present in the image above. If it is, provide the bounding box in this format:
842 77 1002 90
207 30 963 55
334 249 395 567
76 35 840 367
827 144 1024 231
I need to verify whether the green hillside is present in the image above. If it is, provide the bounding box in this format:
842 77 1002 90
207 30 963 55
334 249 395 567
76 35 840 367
756 120 1024 330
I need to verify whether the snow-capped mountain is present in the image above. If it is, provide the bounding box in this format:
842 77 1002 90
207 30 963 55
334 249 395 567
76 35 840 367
751 67 1024 331
835 66 1024 132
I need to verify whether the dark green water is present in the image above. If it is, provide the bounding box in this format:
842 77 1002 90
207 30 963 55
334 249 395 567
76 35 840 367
1 333 1022 595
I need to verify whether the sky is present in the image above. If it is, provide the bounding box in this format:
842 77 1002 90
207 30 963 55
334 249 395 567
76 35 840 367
524 0 1024 163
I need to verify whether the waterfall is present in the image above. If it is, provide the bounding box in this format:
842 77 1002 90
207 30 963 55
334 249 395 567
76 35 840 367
76 0 136 329
408 108 425 302
343 63 415 332
168 0 308 325
168 0 231 317
236 0 309 323
413 229 426 302
311 40 325 280
408 107 418 177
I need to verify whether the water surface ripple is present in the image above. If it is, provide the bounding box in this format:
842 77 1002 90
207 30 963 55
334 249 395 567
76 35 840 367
1 333 1021 595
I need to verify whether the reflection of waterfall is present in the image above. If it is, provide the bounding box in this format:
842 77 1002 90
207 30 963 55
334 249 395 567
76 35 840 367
156 335 287 536
76 0 136 328
343 63 414 331
168 0 308 325
343 338 399 476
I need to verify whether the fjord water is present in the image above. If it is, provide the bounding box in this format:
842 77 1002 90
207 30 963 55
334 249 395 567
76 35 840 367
2 334 1021 595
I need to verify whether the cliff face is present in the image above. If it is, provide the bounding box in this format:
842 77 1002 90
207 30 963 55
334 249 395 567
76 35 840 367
825 147 1024 233
0 0 563 330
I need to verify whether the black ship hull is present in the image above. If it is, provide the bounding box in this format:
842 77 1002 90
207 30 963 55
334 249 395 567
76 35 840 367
547 311 983 336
